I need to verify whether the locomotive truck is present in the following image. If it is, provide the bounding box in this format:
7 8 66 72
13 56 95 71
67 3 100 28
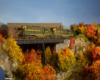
14 26 73 39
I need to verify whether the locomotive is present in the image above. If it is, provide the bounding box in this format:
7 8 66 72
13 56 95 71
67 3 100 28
14 26 73 39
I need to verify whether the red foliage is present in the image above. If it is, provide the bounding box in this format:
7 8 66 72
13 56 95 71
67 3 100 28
0 29 7 44
23 49 42 64
69 37 75 49
0 34 4 44
92 47 100 61
85 46 100 62
81 65 93 77
52 46 56 54
86 24 96 38
82 44 100 80
39 65 56 80
0 29 7 38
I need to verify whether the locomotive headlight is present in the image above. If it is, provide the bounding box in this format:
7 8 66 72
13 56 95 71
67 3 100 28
53 28 56 31
23 26 26 29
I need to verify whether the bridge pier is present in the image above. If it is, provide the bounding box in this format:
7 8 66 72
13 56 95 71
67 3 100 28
42 43 47 65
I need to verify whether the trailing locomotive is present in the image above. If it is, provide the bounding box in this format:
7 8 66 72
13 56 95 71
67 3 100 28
14 26 73 39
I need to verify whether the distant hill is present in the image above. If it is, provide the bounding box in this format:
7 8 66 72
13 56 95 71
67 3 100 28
0 22 7 30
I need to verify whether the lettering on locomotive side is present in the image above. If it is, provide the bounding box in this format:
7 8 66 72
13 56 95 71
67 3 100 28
30 34 43 35
62 35 69 36
28 30 40 31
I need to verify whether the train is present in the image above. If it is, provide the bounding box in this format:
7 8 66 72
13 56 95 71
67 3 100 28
12 25 74 39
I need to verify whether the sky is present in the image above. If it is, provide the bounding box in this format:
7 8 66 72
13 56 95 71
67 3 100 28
0 0 100 27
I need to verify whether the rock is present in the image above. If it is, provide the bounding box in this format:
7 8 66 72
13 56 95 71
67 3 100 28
56 39 70 53
54 69 73 80
0 42 17 79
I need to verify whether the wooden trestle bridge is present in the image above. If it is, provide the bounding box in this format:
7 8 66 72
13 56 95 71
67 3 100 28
15 39 65 65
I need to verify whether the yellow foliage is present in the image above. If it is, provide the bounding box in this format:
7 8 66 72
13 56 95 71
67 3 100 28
3 35 24 63
72 24 78 30
97 29 100 37
57 46 76 71
45 46 52 63
76 52 91 70
78 26 87 35
94 22 100 27
21 62 42 80
86 43 95 51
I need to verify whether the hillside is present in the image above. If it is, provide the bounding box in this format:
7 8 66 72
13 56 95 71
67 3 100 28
0 22 7 30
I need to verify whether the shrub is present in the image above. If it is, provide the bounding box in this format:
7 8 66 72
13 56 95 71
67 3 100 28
2 35 24 63
75 34 88 43
45 46 52 63
19 49 56 80
57 46 76 71
76 52 91 70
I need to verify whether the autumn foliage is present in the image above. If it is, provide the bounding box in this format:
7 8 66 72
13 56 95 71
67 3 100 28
0 34 4 44
90 60 100 80
81 43 100 80
84 43 100 62
52 46 56 54
69 37 75 49
0 29 7 44
2 35 56 80
23 49 42 64
86 24 96 38
57 46 76 71
3 35 24 63
72 22 100 44
20 49 56 80
45 46 52 63
40 65 56 80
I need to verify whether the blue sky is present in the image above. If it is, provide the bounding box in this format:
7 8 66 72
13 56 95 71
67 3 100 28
0 0 100 27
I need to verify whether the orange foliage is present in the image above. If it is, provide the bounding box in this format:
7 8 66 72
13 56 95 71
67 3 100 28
85 43 100 62
62 46 69 56
0 29 7 38
0 29 7 44
20 49 43 80
82 43 100 80
81 65 93 77
82 60 100 80
69 37 75 49
23 49 42 64
84 43 95 61
52 46 56 54
86 24 96 38
20 49 56 80
0 34 4 44
90 60 100 80
40 65 56 80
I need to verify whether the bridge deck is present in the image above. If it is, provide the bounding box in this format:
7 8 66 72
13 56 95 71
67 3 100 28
15 39 65 44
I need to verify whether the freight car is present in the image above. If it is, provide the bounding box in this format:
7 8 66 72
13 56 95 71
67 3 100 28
14 26 73 39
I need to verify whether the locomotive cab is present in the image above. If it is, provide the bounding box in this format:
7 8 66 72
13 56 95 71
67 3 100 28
15 27 24 39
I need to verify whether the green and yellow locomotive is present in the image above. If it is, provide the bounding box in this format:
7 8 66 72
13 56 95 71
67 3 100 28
15 26 73 39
